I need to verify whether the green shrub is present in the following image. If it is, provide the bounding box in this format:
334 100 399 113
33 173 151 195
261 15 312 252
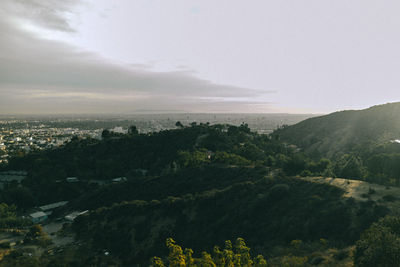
354 216 400 266
382 194 397 202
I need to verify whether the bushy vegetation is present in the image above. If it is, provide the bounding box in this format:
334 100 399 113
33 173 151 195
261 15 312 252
354 216 400 266
151 238 267 267
0 203 30 229
72 176 387 264
0 119 397 266
23 225 51 247
70 166 266 210
274 102 400 185
3 123 336 209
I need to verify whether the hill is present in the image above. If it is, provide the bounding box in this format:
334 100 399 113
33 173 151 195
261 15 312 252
72 176 387 264
0 122 395 266
274 102 400 158
4 123 330 208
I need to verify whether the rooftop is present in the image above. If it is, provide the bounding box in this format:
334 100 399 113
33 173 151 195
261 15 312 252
39 201 68 211
30 211 47 219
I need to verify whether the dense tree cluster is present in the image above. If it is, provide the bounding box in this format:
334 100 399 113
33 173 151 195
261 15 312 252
355 216 400 266
3 123 337 209
151 238 267 267
0 120 396 266
0 203 30 229
72 176 387 264
275 103 400 185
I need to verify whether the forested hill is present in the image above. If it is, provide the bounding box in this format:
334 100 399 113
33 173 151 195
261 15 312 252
273 102 400 158
0 122 395 266
4 123 311 207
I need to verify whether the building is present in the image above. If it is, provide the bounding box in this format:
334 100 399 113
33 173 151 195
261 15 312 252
39 201 68 213
66 177 79 183
112 177 127 183
29 211 48 224
65 210 89 222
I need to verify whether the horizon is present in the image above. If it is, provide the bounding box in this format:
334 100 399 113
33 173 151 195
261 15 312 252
2 100 399 117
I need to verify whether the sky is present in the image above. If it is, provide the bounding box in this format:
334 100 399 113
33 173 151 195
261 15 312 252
1 0 400 114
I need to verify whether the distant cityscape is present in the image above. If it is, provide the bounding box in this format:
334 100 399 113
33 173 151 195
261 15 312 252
0 113 316 164
0 123 102 164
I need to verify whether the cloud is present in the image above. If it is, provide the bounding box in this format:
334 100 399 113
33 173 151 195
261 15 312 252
0 0 273 114
4 0 80 32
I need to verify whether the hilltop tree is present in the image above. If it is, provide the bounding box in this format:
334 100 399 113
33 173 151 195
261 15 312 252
175 121 184 128
101 129 111 140
128 125 139 135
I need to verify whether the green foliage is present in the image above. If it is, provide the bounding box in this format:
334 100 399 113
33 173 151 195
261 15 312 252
176 121 184 128
24 224 51 247
72 176 387 264
0 203 30 228
290 240 302 249
177 149 211 168
280 255 308 267
274 102 400 157
213 151 251 166
0 186 36 210
0 253 42 267
1 121 394 266
153 238 267 267
6 124 294 204
71 166 265 210
354 216 400 266
333 154 366 180
382 194 397 202
128 125 139 135
7 123 324 207
365 153 400 185
273 103 400 185
151 257 166 267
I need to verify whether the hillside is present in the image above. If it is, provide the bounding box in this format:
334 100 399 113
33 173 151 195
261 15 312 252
274 102 400 158
3 123 329 208
72 176 387 265
302 177 400 213
0 122 396 266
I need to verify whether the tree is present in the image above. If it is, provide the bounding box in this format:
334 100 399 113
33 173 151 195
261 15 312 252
175 121 184 128
150 257 166 267
334 154 366 179
101 129 111 140
128 125 139 135
354 216 400 266
153 238 268 267
24 224 51 247
166 238 186 267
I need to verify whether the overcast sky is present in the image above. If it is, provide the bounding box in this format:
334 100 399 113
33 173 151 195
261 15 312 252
1 0 400 114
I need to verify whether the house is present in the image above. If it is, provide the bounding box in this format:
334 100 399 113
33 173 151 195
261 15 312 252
39 201 68 212
30 211 48 224
65 210 89 222
66 177 79 183
112 177 127 183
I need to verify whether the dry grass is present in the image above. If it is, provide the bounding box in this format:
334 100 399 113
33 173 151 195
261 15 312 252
302 177 400 215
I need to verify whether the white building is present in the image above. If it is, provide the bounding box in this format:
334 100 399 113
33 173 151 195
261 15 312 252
65 210 88 221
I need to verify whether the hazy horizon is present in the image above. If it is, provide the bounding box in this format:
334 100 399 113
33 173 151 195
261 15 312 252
2 0 400 114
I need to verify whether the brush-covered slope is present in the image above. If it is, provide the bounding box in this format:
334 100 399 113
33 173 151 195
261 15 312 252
72 176 387 264
274 102 400 158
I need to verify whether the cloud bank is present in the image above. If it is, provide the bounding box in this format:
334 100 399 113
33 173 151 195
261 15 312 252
0 0 272 114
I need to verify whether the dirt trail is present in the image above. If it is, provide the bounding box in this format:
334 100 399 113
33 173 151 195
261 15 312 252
302 177 400 214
